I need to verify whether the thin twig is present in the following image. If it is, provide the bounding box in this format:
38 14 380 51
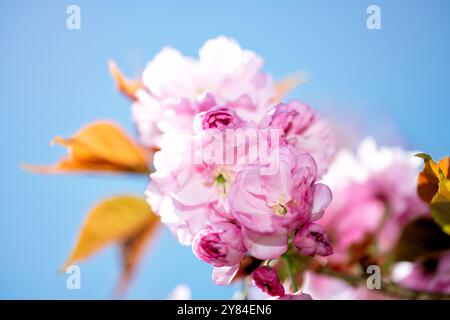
315 266 450 300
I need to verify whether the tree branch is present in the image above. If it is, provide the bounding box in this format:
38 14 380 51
315 266 450 300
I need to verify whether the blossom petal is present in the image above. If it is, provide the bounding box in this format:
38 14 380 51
212 264 240 285
243 230 288 260
311 183 332 220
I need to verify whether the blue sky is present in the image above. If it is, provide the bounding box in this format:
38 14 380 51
0 0 449 299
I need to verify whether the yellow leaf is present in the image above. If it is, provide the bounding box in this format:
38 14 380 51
115 220 160 297
109 60 144 101
430 177 450 236
24 121 151 174
273 72 308 102
417 153 450 203
63 195 159 269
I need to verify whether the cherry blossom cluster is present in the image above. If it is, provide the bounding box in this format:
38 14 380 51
302 139 450 298
140 37 335 293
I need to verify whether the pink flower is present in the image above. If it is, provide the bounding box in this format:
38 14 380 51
229 146 332 260
140 38 337 291
194 106 243 131
193 222 246 267
147 120 280 245
400 252 450 294
146 136 221 245
294 223 333 257
260 101 335 177
132 36 276 147
132 91 216 147
320 138 428 261
252 266 285 297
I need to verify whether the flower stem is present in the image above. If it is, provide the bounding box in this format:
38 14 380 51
283 255 299 292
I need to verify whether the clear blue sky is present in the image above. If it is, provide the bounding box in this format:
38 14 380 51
1 0 449 299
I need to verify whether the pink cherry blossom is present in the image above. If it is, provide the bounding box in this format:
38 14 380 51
229 146 332 260
212 265 241 286
146 136 222 245
193 221 247 286
193 221 246 267
132 36 276 147
260 101 335 177
400 252 450 294
320 138 428 261
147 118 280 245
194 106 243 131
252 266 285 297
293 223 333 257
141 40 337 290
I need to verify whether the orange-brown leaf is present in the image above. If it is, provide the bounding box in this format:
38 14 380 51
63 195 159 270
417 154 450 203
109 60 144 100
115 218 160 297
24 121 150 174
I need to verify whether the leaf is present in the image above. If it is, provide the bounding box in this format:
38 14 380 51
430 176 450 235
114 215 160 297
416 153 450 203
64 195 160 296
63 195 159 268
392 218 450 262
24 121 151 174
108 60 144 101
273 72 308 102
416 154 450 235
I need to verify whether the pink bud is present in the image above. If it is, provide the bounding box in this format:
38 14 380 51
199 106 242 130
252 266 285 297
294 223 333 257
193 222 246 267
263 101 316 138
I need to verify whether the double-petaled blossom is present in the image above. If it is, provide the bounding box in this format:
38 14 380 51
293 223 333 257
229 146 332 260
319 138 428 262
300 138 432 299
193 222 246 285
132 36 276 147
146 105 264 247
260 101 335 177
